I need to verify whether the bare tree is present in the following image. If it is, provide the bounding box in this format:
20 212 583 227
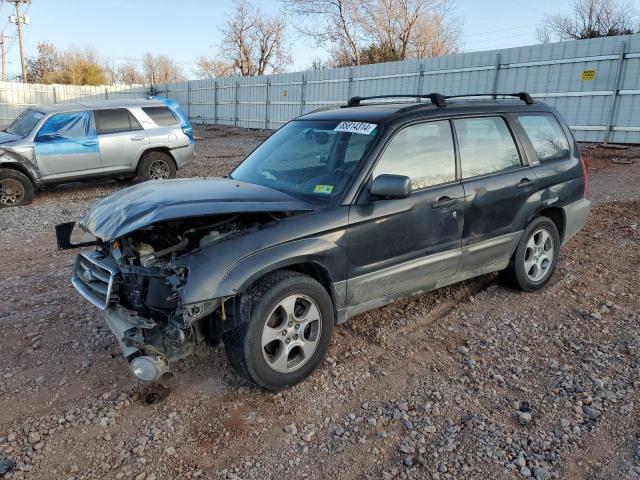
537 0 639 42
220 0 292 77
283 0 460 67
104 61 145 85
361 0 460 61
282 0 365 66
26 42 62 83
142 53 185 86
26 43 107 86
193 56 234 79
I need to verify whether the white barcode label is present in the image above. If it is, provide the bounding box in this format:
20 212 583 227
334 121 377 135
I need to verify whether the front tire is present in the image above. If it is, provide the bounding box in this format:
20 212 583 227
137 151 176 181
0 168 34 207
501 216 560 292
223 270 334 391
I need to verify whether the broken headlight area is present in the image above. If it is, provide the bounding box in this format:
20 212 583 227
73 212 291 380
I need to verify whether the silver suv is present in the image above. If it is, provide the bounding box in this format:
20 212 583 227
0 98 195 207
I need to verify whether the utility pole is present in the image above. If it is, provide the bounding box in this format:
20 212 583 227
0 32 5 82
5 0 30 82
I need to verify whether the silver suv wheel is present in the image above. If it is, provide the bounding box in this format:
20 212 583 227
149 160 170 180
0 178 25 206
524 227 554 282
261 294 322 373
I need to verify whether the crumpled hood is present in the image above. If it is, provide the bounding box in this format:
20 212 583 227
81 177 314 241
0 131 21 145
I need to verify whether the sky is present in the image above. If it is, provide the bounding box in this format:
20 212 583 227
2 0 578 79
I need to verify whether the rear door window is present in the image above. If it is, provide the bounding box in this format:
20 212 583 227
142 106 179 127
517 114 570 162
454 117 522 178
95 109 142 135
372 120 456 190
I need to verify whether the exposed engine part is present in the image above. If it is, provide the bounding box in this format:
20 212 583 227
137 243 156 268
155 237 189 258
199 230 231 248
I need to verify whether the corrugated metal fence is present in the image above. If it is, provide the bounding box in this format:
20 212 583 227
0 82 149 126
159 34 640 144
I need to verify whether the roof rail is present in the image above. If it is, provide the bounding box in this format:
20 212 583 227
444 92 534 105
346 93 446 108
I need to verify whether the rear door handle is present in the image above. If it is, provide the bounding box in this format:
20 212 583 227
432 196 456 208
130 136 145 141
517 178 536 188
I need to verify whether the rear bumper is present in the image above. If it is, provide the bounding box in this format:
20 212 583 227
172 142 195 169
561 198 591 244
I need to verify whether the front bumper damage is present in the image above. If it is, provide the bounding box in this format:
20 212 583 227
70 249 220 381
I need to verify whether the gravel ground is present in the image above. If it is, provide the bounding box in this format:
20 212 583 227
0 128 639 480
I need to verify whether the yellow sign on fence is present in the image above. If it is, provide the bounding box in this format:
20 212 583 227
581 70 596 81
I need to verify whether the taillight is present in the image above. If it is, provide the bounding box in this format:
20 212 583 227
579 155 588 197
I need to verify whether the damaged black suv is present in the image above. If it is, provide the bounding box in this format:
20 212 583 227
58 93 590 390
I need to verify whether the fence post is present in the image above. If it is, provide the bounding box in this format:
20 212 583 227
492 53 501 98
347 68 354 100
52 86 57 104
213 81 218 125
416 64 425 99
186 81 192 121
299 74 306 116
603 41 626 144
265 78 270 129
234 81 239 127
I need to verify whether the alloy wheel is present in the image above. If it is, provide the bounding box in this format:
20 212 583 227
0 179 25 206
524 228 554 282
261 294 322 373
149 160 170 180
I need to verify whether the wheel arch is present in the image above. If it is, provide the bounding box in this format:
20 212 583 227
136 147 177 171
0 162 36 185
535 205 565 242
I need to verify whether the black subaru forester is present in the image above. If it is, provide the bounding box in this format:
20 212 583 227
58 93 591 390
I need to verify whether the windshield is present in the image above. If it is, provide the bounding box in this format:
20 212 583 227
5 108 45 137
230 119 379 202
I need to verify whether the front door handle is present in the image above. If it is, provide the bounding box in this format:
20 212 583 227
517 178 536 188
130 136 145 141
432 196 456 209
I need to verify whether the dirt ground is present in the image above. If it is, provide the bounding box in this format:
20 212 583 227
0 126 639 480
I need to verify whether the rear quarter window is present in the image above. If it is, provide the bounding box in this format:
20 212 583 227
517 114 570 162
142 106 179 127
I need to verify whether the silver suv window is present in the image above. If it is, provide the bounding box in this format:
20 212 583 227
142 106 179 127
454 117 521 178
95 109 142 135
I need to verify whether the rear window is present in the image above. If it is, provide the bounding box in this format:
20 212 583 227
95 109 142 135
454 117 522 178
518 114 570 162
142 106 179 127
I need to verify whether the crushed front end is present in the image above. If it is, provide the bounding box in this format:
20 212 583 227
62 214 265 382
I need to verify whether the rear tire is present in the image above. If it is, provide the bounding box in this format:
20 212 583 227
0 168 34 207
501 216 560 292
223 270 334 391
137 151 176 181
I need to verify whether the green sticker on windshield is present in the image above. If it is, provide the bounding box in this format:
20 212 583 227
313 184 334 194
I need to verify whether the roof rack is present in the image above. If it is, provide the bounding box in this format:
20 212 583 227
444 92 534 105
346 93 447 108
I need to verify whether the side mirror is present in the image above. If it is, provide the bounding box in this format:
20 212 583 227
370 174 411 199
